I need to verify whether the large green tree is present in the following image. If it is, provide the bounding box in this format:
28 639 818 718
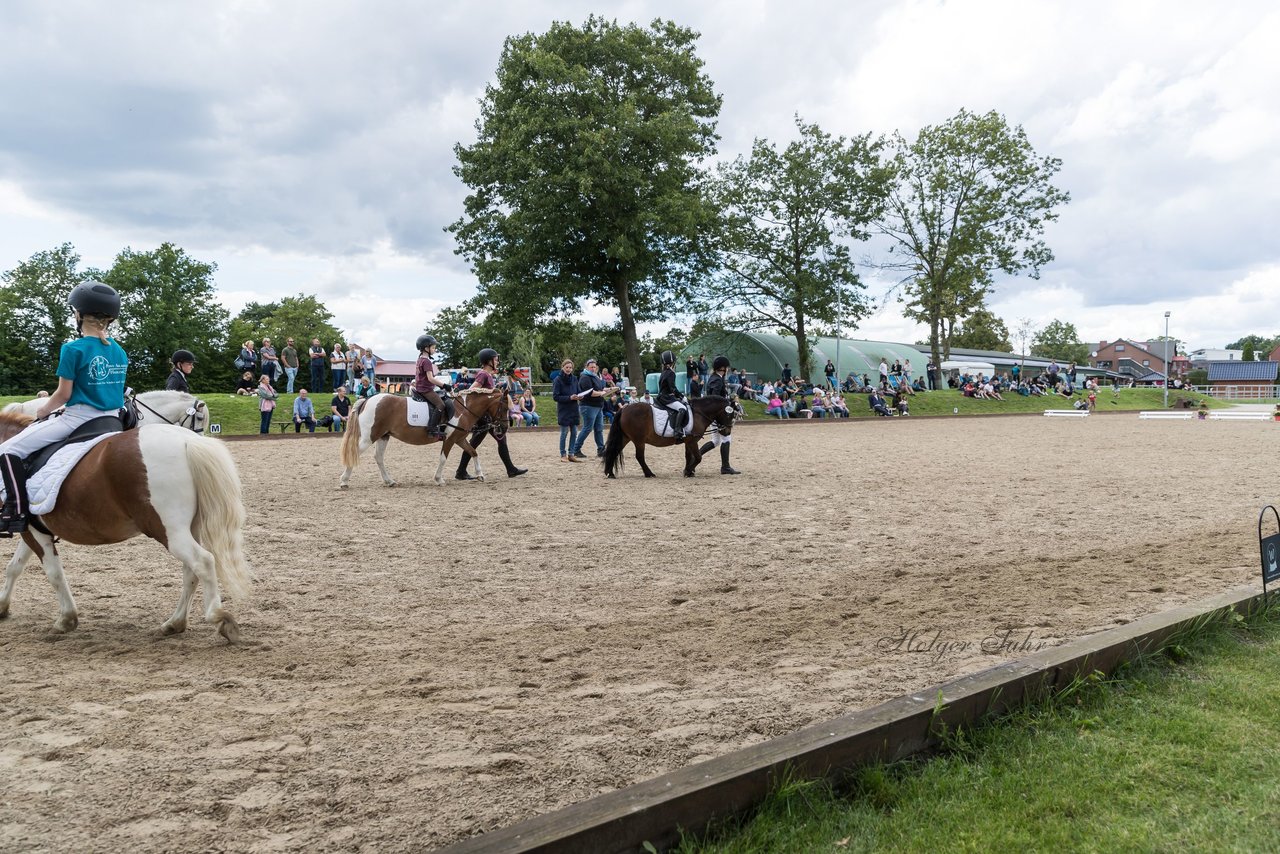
0 243 82 393
1224 333 1279 353
878 109 1069 372
1031 318 1089 364
449 16 722 391
950 307 1013 352
700 118 889 380
95 243 229 391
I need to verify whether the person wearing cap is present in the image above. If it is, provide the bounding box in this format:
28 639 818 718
1 281 129 536
696 355 741 475
411 334 450 438
454 348 527 480
166 349 196 393
569 357 608 460
656 350 688 440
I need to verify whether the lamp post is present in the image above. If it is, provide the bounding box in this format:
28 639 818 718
1163 311 1171 409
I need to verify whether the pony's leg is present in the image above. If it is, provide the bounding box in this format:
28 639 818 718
159 564 197 636
31 534 78 632
433 438 450 486
635 444 657 478
0 539 35 618
373 437 396 486
166 529 239 643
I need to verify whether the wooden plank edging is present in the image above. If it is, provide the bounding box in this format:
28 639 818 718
437 584 1267 854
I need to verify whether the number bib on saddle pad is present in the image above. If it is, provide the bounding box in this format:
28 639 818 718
406 396 433 427
651 402 690 439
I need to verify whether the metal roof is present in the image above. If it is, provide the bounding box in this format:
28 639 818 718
1206 361 1279 381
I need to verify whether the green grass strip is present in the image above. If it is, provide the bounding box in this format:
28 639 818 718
682 606 1280 854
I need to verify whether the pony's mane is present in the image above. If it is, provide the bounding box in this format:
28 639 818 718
137 390 195 404
0 410 34 430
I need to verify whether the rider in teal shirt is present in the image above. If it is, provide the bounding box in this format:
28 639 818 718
1 281 128 536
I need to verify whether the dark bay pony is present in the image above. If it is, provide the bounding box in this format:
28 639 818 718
0 413 252 642
603 396 738 478
339 388 511 487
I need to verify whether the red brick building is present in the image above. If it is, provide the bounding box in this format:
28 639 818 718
1089 339 1175 381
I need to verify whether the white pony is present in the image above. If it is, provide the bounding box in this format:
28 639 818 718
3 390 208 433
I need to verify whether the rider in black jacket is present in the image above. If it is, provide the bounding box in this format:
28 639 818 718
698 355 740 475
166 349 195 393
656 350 688 439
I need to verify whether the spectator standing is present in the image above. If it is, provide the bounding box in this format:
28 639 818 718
697 354 709 387
553 358 582 461
330 343 346 391
824 359 836 390
256 374 278 434
309 338 327 392
237 340 258 374
292 389 317 432
346 343 361 389
685 356 698 394
330 386 351 432
879 357 889 385
903 359 913 383
926 359 938 390
362 348 377 389
689 372 703 398
280 338 300 392
570 358 607 460
260 338 279 384
781 363 793 384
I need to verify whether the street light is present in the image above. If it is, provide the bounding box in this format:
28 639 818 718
1163 311 1171 409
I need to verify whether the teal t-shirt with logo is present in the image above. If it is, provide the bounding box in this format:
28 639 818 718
57 336 129 411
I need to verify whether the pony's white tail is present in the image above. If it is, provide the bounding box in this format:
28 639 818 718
185 436 253 603
341 396 367 469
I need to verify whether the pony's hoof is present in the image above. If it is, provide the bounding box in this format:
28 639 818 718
0 604 10 620
476 474 487 483
606 473 616 479
218 617 242 645
159 619 187 636
53 613 79 633
338 483 349 490
385 480 398 488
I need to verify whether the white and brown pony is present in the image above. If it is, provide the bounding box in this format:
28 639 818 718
339 388 510 487
0 413 251 642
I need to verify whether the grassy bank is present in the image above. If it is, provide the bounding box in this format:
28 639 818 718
681 607 1280 853
0 387 1228 436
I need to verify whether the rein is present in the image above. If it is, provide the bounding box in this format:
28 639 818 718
132 395 206 433
444 388 507 437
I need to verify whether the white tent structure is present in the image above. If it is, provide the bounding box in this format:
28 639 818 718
940 360 996 375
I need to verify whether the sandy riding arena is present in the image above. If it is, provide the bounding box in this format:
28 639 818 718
1 415 1272 851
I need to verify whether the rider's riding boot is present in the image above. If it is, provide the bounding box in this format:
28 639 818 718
720 442 740 475
0 453 30 538
431 408 448 438
497 438 527 478
672 410 685 440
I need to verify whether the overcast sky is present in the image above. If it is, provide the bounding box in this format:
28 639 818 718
2 0 1277 359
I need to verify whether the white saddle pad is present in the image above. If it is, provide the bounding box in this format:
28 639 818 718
651 402 690 438
406 396 432 427
0 433 115 517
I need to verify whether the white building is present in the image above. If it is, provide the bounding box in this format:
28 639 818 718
1187 348 1244 368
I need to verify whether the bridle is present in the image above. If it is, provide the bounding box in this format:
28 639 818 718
131 393 207 433
444 387 508 437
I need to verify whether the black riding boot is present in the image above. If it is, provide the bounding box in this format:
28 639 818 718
698 440 714 456
720 442 740 475
672 409 686 440
455 430 485 480
497 435 527 478
0 453 30 537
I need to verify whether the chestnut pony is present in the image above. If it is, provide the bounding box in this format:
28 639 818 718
0 413 252 642
339 388 511 488
602 396 739 478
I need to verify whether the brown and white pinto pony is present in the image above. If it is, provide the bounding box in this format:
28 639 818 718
0 413 252 642
338 388 510 488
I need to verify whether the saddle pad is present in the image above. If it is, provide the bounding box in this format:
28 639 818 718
406 396 432 427
0 433 114 517
650 403 690 439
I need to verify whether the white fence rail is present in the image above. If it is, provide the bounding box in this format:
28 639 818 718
1188 384 1280 400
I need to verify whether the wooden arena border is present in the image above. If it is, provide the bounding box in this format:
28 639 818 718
439 584 1268 854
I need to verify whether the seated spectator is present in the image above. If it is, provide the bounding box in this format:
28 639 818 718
983 381 1003 401
894 386 910 415
766 391 786 419
292 388 317 432
354 376 377 399
330 387 351 432
810 390 827 419
911 376 927 392
521 390 540 426
868 389 893 416
508 395 524 427
831 395 849 418
235 370 257 395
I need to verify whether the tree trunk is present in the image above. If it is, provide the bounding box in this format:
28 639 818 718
930 316 942 389
614 278 643 394
794 303 811 383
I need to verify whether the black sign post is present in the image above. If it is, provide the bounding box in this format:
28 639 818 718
1260 505 1280 599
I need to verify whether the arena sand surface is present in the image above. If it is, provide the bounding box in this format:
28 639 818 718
0 414 1273 851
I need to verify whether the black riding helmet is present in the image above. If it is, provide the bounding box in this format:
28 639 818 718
416 334 437 352
68 281 120 318
712 355 731 371
172 349 197 365
661 350 675 366
477 347 499 368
